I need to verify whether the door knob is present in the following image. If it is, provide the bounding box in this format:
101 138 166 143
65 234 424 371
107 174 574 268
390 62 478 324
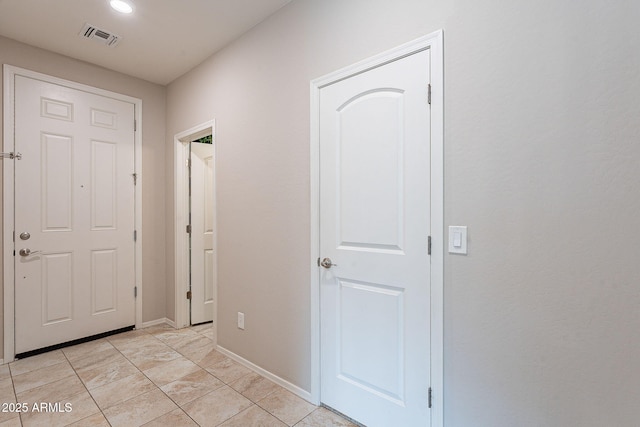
19 232 30 240
320 257 337 269
19 248 41 257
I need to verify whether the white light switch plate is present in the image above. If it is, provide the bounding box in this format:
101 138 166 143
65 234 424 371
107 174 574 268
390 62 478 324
448 226 468 254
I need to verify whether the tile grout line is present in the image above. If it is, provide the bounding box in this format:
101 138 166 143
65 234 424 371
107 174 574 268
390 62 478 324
182 328 215 426
186 329 297 426
213 403 259 427
7 325 344 427
144 325 263 427
7 363 24 427
10 354 81 427
254 398 292 426
171 327 314 427
103 328 180 426
60 342 112 426
119 326 211 426
10 327 225 427
145 326 227 427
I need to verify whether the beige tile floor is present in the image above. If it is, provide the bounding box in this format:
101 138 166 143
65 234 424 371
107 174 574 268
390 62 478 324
0 324 356 427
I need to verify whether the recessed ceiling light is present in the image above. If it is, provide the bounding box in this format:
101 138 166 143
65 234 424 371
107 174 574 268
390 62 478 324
110 0 134 14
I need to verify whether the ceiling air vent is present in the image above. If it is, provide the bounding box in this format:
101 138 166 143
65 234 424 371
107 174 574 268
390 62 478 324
79 23 121 47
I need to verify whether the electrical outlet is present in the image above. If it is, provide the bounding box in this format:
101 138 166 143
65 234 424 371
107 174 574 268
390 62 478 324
237 312 245 330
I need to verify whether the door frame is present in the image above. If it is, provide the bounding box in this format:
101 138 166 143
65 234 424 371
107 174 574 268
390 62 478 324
173 120 217 331
309 30 444 426
2 65 144 362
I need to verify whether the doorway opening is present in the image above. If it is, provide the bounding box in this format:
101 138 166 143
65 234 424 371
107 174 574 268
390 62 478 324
174 121 216 334
309 31 444 427
3 65 143 363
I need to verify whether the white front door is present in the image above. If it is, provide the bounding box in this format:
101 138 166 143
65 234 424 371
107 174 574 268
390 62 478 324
190 140 215 324
319 49 432 426
14 75 136 355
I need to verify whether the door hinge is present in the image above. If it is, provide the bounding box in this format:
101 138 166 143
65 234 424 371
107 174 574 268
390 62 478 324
134 230 137 241
428 387 433 408
134 120 137 132
0 152 22 160
428 84 432 105
132 173 137 185
186 224 192 234
134 286 138 298
428 235 432 255
317 257 320 267
187 158 191 168
186 291 192 300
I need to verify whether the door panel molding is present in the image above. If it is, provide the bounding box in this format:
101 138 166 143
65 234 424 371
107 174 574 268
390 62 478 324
3 65 143 362
310 30 444 427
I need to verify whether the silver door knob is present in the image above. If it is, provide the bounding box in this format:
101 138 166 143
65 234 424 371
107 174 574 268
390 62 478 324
19 232 30 240
19 248 41 257
320 257 337 269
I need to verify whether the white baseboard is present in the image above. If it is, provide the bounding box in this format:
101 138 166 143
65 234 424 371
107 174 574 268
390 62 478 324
140 318 176 329
0 359 4 365
216 345 313 404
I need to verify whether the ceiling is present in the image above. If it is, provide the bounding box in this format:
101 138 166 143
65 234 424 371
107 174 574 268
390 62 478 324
0 0 292 85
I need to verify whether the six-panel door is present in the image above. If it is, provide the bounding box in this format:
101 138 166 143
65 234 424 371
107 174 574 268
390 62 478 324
14 75 136 354
190 140 215 325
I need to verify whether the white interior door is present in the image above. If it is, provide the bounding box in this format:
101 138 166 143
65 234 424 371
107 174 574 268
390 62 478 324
319 49 432 426
14 75 136 355
190 140 215 324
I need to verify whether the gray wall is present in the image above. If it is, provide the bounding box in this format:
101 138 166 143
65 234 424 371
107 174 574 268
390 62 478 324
167 0 640 425
0 36 168 353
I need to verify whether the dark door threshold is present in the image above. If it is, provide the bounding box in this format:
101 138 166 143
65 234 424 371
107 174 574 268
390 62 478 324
15 325 135 359
191 320 213 327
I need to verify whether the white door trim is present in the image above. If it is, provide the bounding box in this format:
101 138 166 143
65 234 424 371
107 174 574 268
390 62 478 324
2 65 143 362
173 120 216 332
309 30 444 426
